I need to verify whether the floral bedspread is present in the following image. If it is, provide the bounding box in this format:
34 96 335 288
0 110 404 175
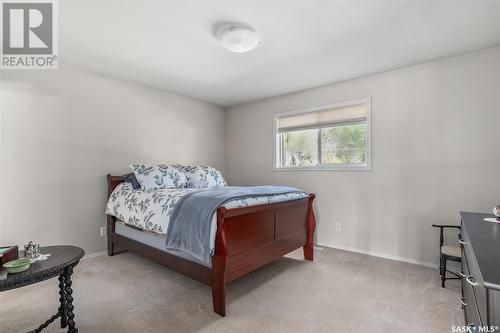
105 183 308 235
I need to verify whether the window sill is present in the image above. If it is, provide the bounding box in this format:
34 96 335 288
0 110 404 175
272 164 372 172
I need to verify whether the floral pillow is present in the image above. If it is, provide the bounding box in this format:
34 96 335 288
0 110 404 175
177 165 228 188
130 164 187 191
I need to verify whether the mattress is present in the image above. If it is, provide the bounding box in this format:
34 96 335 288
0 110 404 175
114 222 207 266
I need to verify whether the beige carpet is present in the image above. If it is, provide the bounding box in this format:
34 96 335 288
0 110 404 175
0 247 463 333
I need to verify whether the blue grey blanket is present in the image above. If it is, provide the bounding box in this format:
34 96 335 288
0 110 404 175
165 186 304 266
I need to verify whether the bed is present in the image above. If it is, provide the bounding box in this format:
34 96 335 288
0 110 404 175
105 174 316 316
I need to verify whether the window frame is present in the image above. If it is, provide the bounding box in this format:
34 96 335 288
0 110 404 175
273 97 372 171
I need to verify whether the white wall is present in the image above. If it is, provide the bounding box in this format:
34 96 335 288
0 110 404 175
226 46 500 266
1 47 498 266
0 66 225 255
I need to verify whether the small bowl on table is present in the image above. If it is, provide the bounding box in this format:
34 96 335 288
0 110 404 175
2 258 31 274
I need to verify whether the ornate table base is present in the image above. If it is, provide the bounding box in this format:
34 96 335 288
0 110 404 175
28 264 78 333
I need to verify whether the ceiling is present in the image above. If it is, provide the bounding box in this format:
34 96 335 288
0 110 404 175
60 1 500 107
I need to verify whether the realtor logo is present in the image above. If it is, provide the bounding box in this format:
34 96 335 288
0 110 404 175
1 0 58 69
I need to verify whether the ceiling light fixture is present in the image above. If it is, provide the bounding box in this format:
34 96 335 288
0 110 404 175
218 26 261 53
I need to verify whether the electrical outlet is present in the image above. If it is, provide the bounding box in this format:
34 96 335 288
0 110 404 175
100 226 107 237
335 223 341 232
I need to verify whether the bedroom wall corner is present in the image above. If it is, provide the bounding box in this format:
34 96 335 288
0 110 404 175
224 46 500 266
0 65 226 255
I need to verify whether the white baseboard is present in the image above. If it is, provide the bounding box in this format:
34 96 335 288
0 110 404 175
81 246 458 273
317 241 439 269
82 250 107 260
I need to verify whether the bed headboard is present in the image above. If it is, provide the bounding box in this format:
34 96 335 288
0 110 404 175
107 174 126 198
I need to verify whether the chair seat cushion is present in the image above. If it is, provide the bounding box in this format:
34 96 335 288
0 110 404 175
441 245 461 258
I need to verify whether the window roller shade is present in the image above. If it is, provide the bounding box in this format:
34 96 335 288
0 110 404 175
277 104 368 132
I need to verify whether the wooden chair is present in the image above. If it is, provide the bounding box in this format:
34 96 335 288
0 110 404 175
432 224 462 287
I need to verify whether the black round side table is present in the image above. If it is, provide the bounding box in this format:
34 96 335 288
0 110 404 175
0 245 85 333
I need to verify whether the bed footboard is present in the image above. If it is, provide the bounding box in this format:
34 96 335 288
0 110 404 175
212 193 316 316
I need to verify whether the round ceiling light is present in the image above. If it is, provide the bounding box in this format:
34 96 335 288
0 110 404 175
219 26 261 53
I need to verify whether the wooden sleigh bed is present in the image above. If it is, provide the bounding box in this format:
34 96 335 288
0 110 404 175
106 174 316 316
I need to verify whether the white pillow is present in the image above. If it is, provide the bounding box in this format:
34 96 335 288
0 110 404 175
178 165 228 188
130 164 187 191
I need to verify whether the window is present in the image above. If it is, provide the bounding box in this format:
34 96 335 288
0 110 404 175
274 98 371 170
